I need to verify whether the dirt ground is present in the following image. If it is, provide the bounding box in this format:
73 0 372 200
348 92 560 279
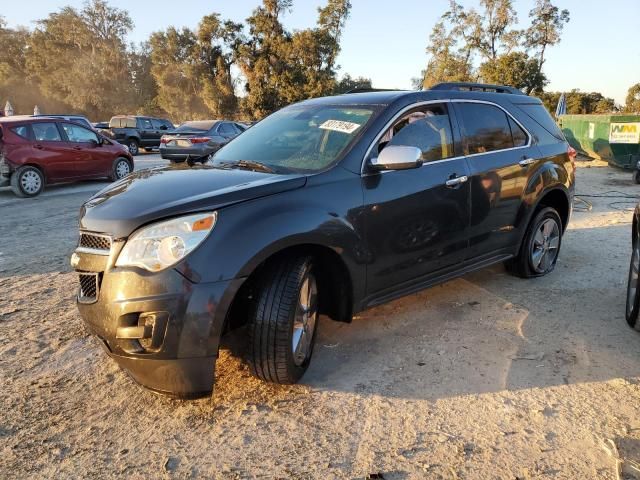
1 158 640 479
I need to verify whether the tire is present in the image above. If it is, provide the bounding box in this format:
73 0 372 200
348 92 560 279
110 157 131 181
169 158 186 164
10 166 44 198
144 147 153 152
507 207 563 278
247 256 319 384
625 224 640 330
126 139 139 156
634 170 640 185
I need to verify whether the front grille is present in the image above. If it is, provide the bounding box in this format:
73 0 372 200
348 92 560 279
78 232 111 253
78 273 99 302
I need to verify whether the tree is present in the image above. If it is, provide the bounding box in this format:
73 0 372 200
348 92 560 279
476 0 520 60
538 89 616 115
333 74 371 94
625 83 640 113
525 0 570 80
26 0 135 119
420 20 473 89
479 51 546 94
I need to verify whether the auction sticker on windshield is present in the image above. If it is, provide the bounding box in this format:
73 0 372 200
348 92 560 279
319 120 361 134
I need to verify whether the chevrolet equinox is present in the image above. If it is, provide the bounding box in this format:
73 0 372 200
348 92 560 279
72 83 576 398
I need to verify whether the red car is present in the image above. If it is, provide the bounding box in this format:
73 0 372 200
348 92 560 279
0 116 133 197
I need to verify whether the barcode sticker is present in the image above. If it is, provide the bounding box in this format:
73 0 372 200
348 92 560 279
319 120 361 134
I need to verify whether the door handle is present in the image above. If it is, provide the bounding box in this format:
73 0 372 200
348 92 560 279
445 175 468 187
73 146 82 150
519 158 535 167
34 144 43 150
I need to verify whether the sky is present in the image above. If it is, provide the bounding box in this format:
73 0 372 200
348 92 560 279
3 0 639 105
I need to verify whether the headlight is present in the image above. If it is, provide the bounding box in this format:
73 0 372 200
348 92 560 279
116 212 217 272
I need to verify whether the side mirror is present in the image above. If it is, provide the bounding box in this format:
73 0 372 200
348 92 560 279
89 138 99 147
369 145 423 171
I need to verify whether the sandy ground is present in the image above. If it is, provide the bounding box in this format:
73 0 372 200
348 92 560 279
1 156 640 479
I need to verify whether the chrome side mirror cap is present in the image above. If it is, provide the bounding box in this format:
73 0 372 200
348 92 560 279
369 145 423 171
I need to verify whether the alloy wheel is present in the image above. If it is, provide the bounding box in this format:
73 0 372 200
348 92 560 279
530 218 560 274
292 273 318 366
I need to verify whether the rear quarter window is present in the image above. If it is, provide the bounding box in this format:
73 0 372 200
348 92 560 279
516 103 565 142
10 125 31 139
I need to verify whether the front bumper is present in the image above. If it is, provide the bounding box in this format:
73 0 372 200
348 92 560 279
74 248 244 398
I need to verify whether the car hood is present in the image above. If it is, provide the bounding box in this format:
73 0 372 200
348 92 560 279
79 164 307 237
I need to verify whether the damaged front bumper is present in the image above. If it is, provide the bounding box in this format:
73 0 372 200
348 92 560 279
72 238 243 398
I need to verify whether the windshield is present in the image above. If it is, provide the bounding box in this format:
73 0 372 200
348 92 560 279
175 121 217 133
213 105 376 173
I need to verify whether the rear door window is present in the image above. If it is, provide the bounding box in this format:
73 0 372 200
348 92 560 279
380 103 455 162
456 103 515 155
33 123 62 142
62 123 99 143
509 116 528 147
140 118 153 130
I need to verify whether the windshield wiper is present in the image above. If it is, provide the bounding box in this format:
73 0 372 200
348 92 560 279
217 160 276 173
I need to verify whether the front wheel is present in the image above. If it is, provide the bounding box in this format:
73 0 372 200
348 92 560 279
10 166 45 197
111 157 131 181
625 225 640 329
246 256 319 384
507 207 562 278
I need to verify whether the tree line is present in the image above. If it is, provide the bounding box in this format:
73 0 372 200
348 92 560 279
0 0 638 123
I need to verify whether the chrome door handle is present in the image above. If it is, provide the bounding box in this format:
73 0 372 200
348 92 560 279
445 175 468 187
519 158 535 167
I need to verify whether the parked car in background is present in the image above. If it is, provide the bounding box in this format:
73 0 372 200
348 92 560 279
626 203 640 330
33 114 94 131
0 116 133 197
159 120 246 163
108 115 174 156
71 82 575 398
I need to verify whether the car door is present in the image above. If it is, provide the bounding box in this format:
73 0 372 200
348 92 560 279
151 118 169 142
362 102 472 296
137 118 155 147
60 122 111 178
30 122 77 181
452 101 537 259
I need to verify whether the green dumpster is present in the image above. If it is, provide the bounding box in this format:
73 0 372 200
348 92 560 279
558 114 640 169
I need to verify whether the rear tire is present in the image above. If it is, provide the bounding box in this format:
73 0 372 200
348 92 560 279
246 256 319 384
144 147 153 153
507 207 562 278
10 166 44 198
634 170 640 185
126 139 139 156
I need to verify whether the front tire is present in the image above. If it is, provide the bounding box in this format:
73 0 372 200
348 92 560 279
111 157 131 181
247 256 319 384
625 224 640 329
507 207 562 278
10 166 44 197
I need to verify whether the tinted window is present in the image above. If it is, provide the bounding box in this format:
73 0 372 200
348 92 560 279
234 123 247 132
218 123 236 135
457 103 514 154
33 123 62 142
11 126 30 139
214 105 376 173
175 121 215 133
62 123 98 143
70 117 92 129
508 116 528 147
140 118 153 129
151 119 164 129
381 104 454 162
518 103 564 141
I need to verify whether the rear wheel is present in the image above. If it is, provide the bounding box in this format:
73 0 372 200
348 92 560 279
10 166 44 198
144 147 154 153
110 157 131 181
507 207 562 278
625 223 640 329
246 256 319 384
126 139 139 156
633 170 640 184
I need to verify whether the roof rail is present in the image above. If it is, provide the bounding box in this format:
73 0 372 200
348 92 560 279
430 82 526 95
343 87 399 94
